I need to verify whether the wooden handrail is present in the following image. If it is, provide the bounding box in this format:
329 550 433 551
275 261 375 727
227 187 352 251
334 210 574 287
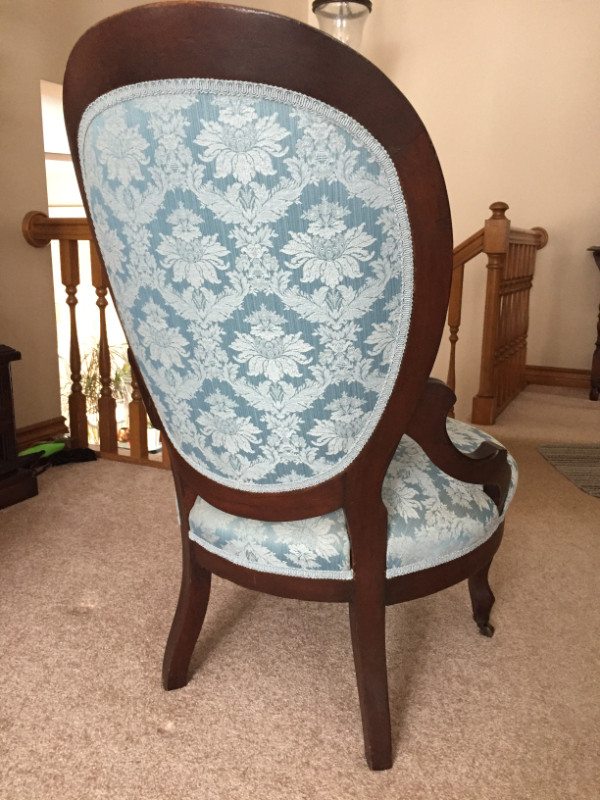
452 227 484 269
22 211 92 246
23 210 169 469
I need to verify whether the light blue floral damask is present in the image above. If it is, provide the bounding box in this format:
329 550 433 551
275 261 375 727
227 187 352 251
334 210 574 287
79 79 414 492
189 419 518 580
80 78 517 582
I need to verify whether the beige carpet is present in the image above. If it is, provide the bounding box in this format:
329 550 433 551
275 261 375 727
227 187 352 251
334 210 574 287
0 386 598 800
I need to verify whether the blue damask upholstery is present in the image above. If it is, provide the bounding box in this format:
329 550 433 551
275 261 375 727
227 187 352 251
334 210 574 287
79 78 517 584
79 79 413 493
189 418 518 579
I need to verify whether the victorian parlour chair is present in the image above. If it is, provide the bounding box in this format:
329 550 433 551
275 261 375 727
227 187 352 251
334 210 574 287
63 2 516 770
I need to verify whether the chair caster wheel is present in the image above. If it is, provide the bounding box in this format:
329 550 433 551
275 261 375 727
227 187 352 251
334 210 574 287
477 622 495 637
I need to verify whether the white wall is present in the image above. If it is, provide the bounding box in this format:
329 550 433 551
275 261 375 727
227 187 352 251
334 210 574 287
360 0 600 418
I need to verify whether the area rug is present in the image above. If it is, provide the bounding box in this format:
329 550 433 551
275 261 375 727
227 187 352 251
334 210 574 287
538 443 600 498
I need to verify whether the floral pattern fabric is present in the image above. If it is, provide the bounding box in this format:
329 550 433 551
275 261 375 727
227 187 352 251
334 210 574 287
188 419 518 580
79 79 413 492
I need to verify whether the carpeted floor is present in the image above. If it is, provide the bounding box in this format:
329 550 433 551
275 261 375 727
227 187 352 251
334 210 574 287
0 386 598 800
538 443 600 498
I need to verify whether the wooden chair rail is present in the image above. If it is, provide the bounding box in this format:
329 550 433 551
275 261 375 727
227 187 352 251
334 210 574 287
447 202 548 424
22 211 170 470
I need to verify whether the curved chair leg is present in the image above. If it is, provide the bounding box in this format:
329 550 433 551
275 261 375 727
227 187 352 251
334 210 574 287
468 559 496 637
349 596 392 770
163 546 211 690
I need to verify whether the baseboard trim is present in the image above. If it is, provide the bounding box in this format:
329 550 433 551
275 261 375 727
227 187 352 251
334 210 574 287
16 416 69 451
525 365 591 389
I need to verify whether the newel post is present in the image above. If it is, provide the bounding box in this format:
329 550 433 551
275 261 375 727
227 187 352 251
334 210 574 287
471 202 510 425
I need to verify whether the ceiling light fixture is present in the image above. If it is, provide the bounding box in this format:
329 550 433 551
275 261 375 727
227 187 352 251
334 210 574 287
312 1 372 51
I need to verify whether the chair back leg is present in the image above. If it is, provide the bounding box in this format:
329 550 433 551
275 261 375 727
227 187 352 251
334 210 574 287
163 545 212 690
349 593 392 770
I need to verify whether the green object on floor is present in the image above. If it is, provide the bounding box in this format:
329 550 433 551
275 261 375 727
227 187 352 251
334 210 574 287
18 441 66 458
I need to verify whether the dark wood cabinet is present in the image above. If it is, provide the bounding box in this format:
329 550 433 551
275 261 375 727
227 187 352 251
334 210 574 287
0 346 38 509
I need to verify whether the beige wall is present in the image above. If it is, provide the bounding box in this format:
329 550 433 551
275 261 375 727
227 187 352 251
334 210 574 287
0 0 307 429
359 0 600 418
1 1 73 429
2 0 598 429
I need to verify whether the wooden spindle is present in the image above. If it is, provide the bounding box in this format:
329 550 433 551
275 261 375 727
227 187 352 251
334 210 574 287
446 262 465 404
90 244 118 454
60 239 88 448
128 356 148 460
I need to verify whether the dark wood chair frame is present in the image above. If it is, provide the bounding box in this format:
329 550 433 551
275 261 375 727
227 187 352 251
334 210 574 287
64 2 511 770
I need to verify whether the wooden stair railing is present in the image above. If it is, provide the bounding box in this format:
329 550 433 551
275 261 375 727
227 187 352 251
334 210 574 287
22 211 170 470
448 202 548 424
23 203 547 463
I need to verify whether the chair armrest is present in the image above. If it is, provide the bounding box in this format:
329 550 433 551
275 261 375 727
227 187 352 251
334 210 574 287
405 378 512 513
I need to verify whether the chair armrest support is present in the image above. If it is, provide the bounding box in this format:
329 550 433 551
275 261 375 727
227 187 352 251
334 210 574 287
406 378 511 513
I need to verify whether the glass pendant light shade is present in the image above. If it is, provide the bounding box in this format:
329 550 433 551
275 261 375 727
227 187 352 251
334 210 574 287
312 0 372 51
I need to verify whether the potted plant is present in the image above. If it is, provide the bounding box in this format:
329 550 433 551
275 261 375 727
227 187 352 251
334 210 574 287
61 342 131 444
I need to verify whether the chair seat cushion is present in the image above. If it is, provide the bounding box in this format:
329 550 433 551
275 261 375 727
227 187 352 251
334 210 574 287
188 419 517 580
